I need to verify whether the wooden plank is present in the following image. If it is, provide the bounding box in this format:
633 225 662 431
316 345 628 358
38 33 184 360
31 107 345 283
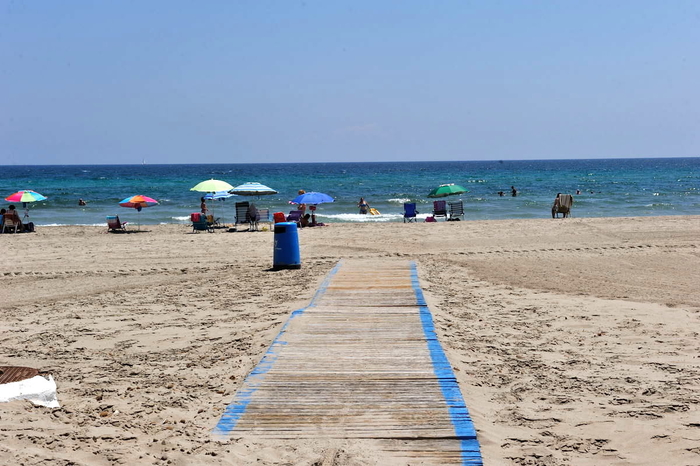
213 260 482 465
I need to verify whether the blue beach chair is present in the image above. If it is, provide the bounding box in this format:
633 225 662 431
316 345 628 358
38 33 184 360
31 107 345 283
191 213 213 233
403 203 418 223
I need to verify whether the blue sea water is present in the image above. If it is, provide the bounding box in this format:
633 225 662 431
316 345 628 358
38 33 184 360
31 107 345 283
1 158 698 226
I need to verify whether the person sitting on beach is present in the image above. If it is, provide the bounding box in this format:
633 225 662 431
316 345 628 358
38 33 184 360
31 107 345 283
6 205 22 231
0 208 5 229
300 213 311 228
358 197 370 214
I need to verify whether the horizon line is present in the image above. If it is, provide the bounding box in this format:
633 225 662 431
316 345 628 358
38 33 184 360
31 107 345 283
1 156 697 167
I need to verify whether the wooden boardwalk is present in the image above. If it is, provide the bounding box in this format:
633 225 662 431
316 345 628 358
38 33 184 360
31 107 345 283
213 260 482 465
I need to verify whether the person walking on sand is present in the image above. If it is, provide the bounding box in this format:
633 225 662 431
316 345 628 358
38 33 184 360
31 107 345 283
358 197 370 215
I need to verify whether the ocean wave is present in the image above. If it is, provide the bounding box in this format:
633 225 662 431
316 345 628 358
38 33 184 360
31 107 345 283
387 198 411 204
319 212 431 222
41 223 106 227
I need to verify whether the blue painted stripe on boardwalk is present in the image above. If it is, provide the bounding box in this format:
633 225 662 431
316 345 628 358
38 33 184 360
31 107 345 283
409 261 484 466
212 261 344 437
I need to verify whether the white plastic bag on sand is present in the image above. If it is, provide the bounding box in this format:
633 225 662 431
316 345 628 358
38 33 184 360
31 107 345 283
0 374 60 408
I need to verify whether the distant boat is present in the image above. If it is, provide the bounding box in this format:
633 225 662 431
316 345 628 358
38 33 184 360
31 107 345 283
142 158 146 165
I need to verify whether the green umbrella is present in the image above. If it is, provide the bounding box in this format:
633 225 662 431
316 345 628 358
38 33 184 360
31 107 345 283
427 183 469 198
190 179 235 193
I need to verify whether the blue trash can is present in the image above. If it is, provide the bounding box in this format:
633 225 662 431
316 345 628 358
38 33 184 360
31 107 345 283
273 222 301 270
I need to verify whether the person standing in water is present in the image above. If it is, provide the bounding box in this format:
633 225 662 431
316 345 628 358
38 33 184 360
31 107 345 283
358 197 370 214
511 186 518 197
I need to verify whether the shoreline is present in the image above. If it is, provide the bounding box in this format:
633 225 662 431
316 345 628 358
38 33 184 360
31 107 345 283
1 216 698 464
7 211 700 228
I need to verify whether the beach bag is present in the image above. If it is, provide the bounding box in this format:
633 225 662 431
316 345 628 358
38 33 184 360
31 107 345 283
425 216 436 223
190 212 201 222
23 222 35 232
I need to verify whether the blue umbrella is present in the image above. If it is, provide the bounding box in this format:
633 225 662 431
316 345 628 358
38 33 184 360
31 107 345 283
203 191 235 200
290 192 334 225
290 192 334 205
203 191 235 225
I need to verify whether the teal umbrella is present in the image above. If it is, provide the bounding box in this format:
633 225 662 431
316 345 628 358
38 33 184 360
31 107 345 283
427 183 469 198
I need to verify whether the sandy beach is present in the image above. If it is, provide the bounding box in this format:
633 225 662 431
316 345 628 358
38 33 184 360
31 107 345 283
1 216 698 465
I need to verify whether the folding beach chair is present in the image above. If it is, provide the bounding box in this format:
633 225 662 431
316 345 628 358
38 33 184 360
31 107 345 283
552 194 574 218
432 200 447 220
257 209 271 229
286 210 303 226
403 203 418 223
235 201 250 228
106 215 127 232
191 212 214 232
448 201 464 221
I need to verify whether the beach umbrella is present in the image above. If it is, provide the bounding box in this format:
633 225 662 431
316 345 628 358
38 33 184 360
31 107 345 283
191 180 235 222
119 194 158 230
5 190 48 220
5 190 48 203
289 191 334 224
427 183 469 198
190 179 235 193
203 191 236 225
290 191 334 205
203 191 235 200
229 182 278 197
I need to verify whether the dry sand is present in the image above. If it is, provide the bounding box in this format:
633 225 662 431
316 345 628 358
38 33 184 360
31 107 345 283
0 216 698 465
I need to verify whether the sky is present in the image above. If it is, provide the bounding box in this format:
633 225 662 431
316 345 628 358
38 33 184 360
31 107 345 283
1 1 699 165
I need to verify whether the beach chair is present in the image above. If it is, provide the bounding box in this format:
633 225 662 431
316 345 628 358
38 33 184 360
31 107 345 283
191 213 213 232
257 209 271 229
273 212 286 224
2 214 21 233
448 201 464 221
235 201 250 228
553 194 574 218
403 203 418 223
432 200 447 220
246 203 260 231
286 210 303 226
106 215 127 232
206 214 221 228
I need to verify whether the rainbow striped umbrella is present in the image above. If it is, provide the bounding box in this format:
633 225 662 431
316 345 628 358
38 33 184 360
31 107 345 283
119 195 158 229
5 190 48 203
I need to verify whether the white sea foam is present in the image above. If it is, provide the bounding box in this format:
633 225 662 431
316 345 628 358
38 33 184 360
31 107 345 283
387 198 411 204
319 212 431 222
42 223 106 227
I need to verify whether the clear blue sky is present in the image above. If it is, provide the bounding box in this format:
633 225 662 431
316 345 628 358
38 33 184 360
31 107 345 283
1 1 698 164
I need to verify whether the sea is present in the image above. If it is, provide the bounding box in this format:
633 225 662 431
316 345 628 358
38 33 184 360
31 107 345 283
1 158 698 226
